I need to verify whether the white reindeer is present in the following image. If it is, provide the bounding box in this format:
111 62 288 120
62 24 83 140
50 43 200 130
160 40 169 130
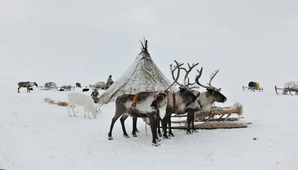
67 92 99 119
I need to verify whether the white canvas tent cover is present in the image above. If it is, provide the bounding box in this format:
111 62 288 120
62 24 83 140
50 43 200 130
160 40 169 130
98 40 177 104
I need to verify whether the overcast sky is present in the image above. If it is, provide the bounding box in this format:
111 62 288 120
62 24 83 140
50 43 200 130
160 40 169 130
1 0 297 89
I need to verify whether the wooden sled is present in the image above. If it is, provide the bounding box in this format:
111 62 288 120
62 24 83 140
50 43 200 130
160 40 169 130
171 103 251 129
242 86 263 92
275 86 298 95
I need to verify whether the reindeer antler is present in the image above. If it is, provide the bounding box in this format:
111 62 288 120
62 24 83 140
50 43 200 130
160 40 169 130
164 60 183 91
208 70 219 88
195 68 221 91
182 62 199 88
195 67 210 89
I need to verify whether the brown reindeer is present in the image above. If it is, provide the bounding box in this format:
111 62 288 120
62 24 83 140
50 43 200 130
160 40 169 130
108 91 168 146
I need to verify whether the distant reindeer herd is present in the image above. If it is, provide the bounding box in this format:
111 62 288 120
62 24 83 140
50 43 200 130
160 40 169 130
17 78 114 93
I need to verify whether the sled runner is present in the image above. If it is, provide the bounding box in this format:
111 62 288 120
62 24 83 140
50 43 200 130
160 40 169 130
275 86 298 95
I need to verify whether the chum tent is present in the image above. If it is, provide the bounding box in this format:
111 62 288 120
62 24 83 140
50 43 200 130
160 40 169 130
98 39 177 104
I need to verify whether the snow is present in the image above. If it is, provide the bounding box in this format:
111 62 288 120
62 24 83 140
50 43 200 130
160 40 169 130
1 78 298 170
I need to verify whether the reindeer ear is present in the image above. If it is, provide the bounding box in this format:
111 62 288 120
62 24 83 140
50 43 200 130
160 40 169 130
179 87 186 93
207 88 213 93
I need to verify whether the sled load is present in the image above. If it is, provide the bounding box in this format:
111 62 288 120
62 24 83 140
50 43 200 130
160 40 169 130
275 81 298 95
242 81 263 92
171 103 250 129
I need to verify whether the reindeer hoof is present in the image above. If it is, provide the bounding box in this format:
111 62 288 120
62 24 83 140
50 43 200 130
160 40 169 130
123 134 129 138
152 142 161 147
132 133 137 137
186 131 192 134
108 136 113 140
163 135 169 139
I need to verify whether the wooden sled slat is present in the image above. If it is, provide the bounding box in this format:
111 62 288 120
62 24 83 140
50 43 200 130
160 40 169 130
171 117 244 124
275 86 297 95
171 122 251 130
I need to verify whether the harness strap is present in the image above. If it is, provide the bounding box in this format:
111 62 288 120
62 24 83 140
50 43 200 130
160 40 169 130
131 93 139 108
172 93 176 113
195 92 203 109
196 92 201 98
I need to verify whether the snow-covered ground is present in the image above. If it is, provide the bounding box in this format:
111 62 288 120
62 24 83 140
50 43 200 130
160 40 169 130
1 78 298 170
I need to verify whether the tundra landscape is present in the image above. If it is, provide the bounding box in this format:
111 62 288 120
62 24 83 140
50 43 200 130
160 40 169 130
1 1 298 170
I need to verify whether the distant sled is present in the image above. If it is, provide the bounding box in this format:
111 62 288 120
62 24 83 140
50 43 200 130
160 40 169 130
275 81 298 95
242 81 263 92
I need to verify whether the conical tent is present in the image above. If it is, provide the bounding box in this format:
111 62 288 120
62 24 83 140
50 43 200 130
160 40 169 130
98 40 177 104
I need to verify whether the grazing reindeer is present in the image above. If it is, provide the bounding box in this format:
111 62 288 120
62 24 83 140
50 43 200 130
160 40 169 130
160 60 201 137
67 92 100 119
186 68 227 132
17 81 38 93
44 82 58 90
108 91 168 146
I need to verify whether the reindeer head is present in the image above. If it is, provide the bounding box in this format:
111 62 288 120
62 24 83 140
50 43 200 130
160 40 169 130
195 68 227 103
151 92 167 109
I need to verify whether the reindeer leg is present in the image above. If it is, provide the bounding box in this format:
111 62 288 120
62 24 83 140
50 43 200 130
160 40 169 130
83 107 87 118
148 114 160 147
69 105 77 117
186 112 192 134
190 111 197 133
157 118 162 137
132 117 138 137
120 115 129 138
108 117 117 140
167 114 175 137
161 114 169 139
67 105 72 117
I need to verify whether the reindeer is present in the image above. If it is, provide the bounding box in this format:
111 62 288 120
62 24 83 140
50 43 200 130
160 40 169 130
108 91 168 146
90 81 106 90
17 81 38 93
194 68 227 110
160 61 201 137
44 82 58 90
185 68 227 132
67 92 100 119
